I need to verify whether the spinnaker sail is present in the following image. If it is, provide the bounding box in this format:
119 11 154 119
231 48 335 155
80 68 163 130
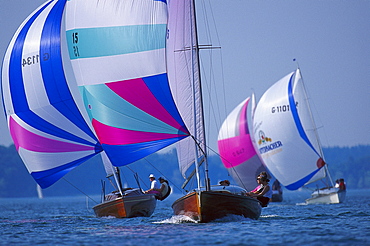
252 69 327 190
1 0 101 188
65 0 190 167
218 96 266 191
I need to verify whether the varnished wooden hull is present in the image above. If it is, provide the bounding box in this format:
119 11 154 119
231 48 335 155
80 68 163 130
172 191 262 222
93 193 156 218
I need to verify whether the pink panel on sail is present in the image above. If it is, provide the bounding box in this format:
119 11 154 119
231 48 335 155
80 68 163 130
218 134 256 168
92 119 186 145
9 116 95 152
107 78 184 131
218 98 256 168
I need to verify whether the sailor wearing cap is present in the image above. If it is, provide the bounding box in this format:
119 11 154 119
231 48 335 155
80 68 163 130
145 174 161 194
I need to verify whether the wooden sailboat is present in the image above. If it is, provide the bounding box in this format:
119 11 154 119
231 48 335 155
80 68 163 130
167 0 262 222
1 0 182 218
252 68 346 204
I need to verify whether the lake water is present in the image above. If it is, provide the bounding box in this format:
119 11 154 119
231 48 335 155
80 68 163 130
0 189 369 246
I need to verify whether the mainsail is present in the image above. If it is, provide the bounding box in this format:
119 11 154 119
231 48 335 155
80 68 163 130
218 96 266 191
1 0 101 188
167 0 205 180
252 69 327 190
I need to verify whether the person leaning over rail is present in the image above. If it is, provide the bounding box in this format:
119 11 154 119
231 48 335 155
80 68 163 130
246 175 272 207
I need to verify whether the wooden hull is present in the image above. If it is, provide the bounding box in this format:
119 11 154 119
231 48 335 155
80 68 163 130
93 193 156 218
172 191 262 222
305 190 346 204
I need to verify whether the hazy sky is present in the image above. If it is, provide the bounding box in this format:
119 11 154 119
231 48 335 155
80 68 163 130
0 0 369 151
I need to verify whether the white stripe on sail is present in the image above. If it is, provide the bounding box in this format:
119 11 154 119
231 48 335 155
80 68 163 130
65 0 167 29
218 98 249 141
70 49 166 86
18 147 96 173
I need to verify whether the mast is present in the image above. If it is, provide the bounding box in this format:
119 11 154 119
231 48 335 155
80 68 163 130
191 0 210 191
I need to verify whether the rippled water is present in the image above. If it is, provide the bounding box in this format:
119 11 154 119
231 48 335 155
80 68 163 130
0 189 369 245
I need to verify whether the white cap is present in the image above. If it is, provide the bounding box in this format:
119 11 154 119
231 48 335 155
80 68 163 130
149 174 155 178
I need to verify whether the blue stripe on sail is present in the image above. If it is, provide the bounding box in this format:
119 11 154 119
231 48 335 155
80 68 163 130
143 73 188 133
9 2 52 113
288 73 320 157
67 24 167 59
155 0 167 3
31 153 97 188
40 0 98 142
103 136 188 166
285 168 323 190
8 0 99 147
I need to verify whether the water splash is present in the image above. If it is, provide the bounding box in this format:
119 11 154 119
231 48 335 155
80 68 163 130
154 215 198 224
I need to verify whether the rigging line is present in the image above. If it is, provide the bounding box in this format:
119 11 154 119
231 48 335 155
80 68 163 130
119 167 131 187
122 165 149 189
204 0 227 127
62 177 99 204
143 157 183 194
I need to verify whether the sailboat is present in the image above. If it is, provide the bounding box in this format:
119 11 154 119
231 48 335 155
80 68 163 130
1 0 180 218
217 96 267 192
167 0 262 222
252 68 346 204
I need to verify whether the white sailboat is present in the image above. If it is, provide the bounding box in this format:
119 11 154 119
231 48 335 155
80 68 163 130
37 184 43 199
168 0 262 222
252 68 345 204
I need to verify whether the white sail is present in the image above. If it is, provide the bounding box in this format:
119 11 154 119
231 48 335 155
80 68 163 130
252 69 326 190
167 0 205 179
218 97 266 191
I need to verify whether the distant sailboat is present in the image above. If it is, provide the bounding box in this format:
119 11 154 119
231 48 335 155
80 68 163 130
252 68 345 204
168 0 262 222
217 96 267 191
37 184 43 199
2 0 178 218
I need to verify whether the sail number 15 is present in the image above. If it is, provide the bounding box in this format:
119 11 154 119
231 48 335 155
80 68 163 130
72 32 80 57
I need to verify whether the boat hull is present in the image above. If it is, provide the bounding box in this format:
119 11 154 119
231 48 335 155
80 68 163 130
305 190 346 204
172 191 262 222
271 192 283 202
93 193 156 218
